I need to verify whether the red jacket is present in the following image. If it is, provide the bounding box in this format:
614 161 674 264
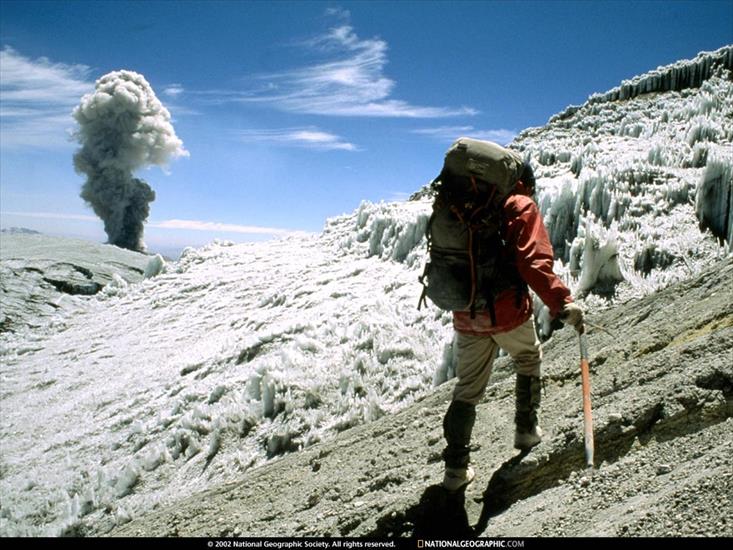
453 189 572 335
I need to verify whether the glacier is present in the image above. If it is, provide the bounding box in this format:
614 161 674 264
0 46 731 536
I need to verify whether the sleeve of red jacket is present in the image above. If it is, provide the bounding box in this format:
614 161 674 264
504 195 572 318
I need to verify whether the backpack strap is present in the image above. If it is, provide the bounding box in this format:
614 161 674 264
486 299 497 326
467 176 499 319
418 208 437 311
449 205 479 318
417 263 429 310
445 176 503 319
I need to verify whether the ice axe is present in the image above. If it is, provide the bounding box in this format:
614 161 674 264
579 329 594 470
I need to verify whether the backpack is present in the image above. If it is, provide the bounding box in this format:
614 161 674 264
418 137 529 321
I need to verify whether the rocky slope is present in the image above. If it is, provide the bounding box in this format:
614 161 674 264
103 256 732 538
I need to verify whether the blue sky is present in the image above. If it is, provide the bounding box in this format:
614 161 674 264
1 0 732 255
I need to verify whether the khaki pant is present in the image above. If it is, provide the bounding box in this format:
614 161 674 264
453 317 542 405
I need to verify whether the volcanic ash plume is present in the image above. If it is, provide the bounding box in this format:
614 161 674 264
73 70 188 251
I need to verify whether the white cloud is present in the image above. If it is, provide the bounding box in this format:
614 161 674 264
0 47 93 148
1 211 98 222
324 7 350 19
163 84 184 97
235 127 357 151
0 211 295 237
412 126 517 145
221 25 476 118
150 219 294 235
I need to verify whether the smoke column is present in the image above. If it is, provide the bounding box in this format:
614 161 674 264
73 70 187 251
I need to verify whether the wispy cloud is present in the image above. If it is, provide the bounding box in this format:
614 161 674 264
324 7 351 21
150 219 294 235
213 24 475 118
0 47 93 148
412 126 517 145
163 84 184 97
160 83 199 116
235 127 357 151
1 211 296 236
1 211 98 222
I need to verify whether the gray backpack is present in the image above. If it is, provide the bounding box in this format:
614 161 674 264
418 138 529 321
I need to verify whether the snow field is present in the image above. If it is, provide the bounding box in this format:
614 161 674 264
0 216 450 536
516 50 732 323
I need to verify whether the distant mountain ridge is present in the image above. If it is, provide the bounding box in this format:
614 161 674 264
552 45 733 121
0 227 42 235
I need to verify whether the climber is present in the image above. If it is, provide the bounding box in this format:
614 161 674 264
418 138 585 491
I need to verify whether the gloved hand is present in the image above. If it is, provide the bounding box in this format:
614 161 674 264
560 302 584 333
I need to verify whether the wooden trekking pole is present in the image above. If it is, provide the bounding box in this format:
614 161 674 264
579 331 594 469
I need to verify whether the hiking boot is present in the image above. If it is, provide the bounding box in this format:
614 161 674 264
514 374 542 450
514 425 543 450
442 400 476 469
442 465 475 492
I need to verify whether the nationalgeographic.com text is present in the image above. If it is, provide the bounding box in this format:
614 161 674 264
419 541 525 548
